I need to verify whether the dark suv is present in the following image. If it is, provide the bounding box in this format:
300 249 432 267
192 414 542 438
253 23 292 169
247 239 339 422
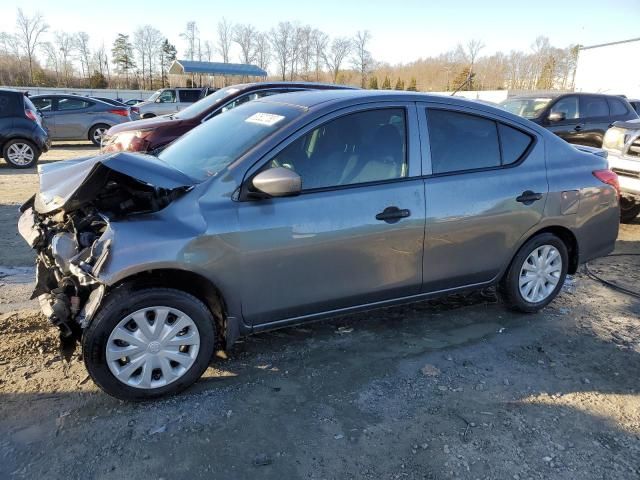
0 89 49 168
101 82 354 154
501 93 638 147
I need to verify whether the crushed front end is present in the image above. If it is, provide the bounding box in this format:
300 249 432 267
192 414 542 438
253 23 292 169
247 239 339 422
17 153 192 357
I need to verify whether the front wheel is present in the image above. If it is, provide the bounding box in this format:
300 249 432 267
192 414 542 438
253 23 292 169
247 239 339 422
82 288 215 401
499 233 568 313
89 124 110 147
620 197 640 224
2 139 40 168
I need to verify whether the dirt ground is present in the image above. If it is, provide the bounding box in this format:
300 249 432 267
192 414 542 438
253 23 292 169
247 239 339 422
1 145 639 480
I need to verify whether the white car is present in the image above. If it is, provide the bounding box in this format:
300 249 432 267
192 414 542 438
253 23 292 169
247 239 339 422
603 119 640 222
135 88 203 118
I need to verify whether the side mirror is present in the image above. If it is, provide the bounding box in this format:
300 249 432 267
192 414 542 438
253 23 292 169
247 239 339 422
252 167 302 197
548 111 566 122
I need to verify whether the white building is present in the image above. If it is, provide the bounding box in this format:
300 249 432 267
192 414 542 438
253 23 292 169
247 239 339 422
574 38 640 98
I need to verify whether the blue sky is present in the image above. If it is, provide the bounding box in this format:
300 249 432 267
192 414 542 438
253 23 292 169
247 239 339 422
1 0 639 65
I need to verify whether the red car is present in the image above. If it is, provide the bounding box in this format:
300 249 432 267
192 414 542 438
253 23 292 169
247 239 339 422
101 82 354 154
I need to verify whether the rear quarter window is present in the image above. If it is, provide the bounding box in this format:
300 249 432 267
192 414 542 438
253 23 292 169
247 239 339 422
607 98 629 116
498 123 534 165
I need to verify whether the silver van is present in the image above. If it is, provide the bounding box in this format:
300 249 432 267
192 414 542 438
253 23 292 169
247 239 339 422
135 88 203 118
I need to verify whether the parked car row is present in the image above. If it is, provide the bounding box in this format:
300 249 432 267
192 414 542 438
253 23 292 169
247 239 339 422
18 86 621 400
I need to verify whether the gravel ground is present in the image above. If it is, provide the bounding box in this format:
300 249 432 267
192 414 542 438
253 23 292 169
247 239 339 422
0 145 639 479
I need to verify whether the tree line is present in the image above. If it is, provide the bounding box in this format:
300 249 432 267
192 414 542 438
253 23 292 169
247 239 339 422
0 9 580 93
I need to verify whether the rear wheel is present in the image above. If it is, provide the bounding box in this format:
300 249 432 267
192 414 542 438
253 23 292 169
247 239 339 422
83 288 215 401
499 233 568 313
89 124 110 146
620 197 640 224
2 139 39 168
141 113 156 119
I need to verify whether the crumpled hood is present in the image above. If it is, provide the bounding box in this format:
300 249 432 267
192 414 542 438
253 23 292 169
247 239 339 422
34 152 195 214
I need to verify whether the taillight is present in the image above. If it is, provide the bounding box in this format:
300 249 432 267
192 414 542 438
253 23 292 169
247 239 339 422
108 108 129 117
593 169 620 197
25 109 38 122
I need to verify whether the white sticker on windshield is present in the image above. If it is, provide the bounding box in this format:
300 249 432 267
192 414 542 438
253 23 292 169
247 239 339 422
245 112 285 126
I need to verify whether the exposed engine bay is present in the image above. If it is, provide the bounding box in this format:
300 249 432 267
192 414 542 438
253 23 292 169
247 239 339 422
18 153 192 358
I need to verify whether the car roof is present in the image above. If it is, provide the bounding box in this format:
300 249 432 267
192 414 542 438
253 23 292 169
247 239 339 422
227 81 357 93
507 92 630 101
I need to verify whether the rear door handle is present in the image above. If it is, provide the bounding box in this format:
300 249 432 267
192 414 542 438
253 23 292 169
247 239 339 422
376 206 411 223
516 191 543 205
573 124 583 132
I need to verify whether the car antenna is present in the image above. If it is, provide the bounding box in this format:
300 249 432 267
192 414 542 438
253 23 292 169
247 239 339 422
451 71 476 96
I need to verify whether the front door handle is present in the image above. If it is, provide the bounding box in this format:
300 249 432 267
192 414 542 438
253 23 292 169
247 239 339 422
376 206 411 223
573 124 583 132
516 191 543 205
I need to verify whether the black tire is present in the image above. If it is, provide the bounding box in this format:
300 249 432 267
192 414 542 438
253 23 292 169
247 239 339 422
89 124 110 147
82 287 215 401
499 233 569 313
620 198 640 224
141 113 156 119
2 138 40 168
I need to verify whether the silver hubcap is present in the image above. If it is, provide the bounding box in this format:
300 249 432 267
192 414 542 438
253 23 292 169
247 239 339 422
7 143 34 165
106 306 200 389
519 245 562 303
93 127 107 142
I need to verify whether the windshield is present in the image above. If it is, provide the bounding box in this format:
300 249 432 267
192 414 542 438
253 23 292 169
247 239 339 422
173 86 239 120
146 90 162 103
500 98 552 119
158 101 303 181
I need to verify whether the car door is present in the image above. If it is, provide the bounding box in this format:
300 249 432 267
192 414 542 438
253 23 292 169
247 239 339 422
578 96 611 147
236 103 426 326
419 104 547 292
54 97 94 139
544 95 582 143
176 89 200 111
152 89 178 115
31 97 56 136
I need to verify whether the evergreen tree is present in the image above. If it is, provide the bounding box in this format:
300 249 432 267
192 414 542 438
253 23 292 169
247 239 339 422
381 76 392 90
394 78 405 90
451 66 474 91
160 39 177 88
368 76 378 89
111 33 135 88
406 77 418 91
89 71 108 88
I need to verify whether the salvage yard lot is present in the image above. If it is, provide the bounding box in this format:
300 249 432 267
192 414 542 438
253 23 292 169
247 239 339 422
1 145 639 479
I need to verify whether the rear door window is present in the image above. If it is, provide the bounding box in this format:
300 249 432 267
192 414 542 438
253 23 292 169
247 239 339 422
32 97 53 111
426 109 533 174
580 96 609 119
426 109 501 174
57 98 92 110
178 90 201 103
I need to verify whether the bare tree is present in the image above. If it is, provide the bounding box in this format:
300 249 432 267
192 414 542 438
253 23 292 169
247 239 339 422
269 21 294 80
296 25 314 80
203 40 213 61
324 37 352 83
94 42 110 85
217 17 233 63
142 25 163 88
54 31 75 86
233 24 257 65
15 8 48 84
75 32 91 83
351 30 373 88
41 41 60 85
133 27 146 88
311 29 328 81
254 32 271 73
466 39 485 68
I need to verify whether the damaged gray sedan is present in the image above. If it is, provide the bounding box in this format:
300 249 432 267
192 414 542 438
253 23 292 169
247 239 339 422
19 90 620 400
